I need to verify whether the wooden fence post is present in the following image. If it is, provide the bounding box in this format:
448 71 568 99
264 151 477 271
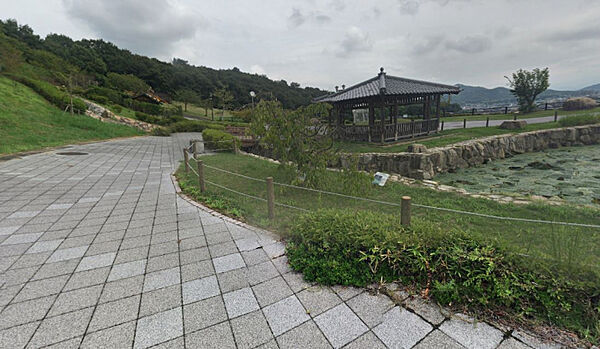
266 177 274 220
401 196 411 226
554 110 558 122
463 119 467 129
486 117 489 128
504 107 508 114
193 141 198 159
197 160 205 192
472 108 475 115
183 148 189 173
233 138 240 154
411 119 416 139
441 121 444 131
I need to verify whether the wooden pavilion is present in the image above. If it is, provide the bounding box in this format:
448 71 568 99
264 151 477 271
313 68 460 143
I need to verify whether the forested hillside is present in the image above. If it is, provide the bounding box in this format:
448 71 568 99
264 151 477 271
0 19 327 109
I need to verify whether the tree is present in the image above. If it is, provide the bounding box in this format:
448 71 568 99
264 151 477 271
250 100 334 186
176 89 198 112
106 72 150 95
505 68 549 113
213 88 234 116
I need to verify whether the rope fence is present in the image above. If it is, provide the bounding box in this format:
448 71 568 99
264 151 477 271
195 159 600 229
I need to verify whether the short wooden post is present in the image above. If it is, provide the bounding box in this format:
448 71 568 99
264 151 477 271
266 177 274 220
463 118 467 129
554 110 558 122
513 114 517 121
504 107 508 114
486 117 490 127
545 103 548 110
197 160 205 192
401 196 411 226
233 138 240 154
441 121 444 131
471 108 475 115
183 148 189 173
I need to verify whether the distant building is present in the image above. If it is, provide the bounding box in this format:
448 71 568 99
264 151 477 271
133 91 168 105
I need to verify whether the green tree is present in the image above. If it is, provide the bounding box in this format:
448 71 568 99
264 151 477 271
505 68 550 113
213 88 234 116
175 89 198 112
250 100 334 186
106 72 150 94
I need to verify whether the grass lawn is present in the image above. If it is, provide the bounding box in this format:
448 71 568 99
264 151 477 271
336 121 568 153
176 152 600 276
0 76 145 155
442 106 600 122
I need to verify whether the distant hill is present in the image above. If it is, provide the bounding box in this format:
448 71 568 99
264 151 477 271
581 83 600 91
453 83 599 107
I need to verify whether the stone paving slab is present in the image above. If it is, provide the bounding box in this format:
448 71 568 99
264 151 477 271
0 134 559 348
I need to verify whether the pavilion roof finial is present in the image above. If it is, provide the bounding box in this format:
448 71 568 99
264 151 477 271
379 67 386 94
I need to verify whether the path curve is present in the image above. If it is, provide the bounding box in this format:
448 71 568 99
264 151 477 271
0 134 562 348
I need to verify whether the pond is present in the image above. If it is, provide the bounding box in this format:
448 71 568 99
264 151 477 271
435 144 600 206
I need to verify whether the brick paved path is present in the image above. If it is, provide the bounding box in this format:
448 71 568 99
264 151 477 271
0 135 554 348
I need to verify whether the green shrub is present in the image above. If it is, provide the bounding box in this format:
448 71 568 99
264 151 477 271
163 120 225 134
87 94 110 105
112 105 122 113
563 97 597 111
558 114 600 127
287 209 600 341
12 76 87 112
202 129 235 150
85 86 123 105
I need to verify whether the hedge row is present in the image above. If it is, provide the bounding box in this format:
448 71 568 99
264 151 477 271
151 120 225 136
12 76 87 112
202 129 235 150
287 209 599 343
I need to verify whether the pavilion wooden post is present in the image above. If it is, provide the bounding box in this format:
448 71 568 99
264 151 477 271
266 177 274 220
401 196 411 226
183 148 189 173
380 101 385 144
368 104 375 143
393 104 399 141
197 160 205 192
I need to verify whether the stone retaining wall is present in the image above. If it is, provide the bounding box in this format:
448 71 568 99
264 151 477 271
338 124 600 179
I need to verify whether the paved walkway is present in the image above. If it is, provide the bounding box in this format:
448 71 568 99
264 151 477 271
0 135 557 348
442 115 565 130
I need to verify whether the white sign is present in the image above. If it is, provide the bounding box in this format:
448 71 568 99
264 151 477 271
373 172 390 186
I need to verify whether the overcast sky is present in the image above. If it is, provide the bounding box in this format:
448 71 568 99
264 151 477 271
2 0 599 90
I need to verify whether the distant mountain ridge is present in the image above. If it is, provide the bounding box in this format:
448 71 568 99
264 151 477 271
581 83 600 91
452 83 600 107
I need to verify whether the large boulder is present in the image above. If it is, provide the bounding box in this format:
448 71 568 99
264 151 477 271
500 120 527 129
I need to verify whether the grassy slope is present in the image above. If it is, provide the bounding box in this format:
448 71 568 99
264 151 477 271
174 102 236 120
0 76 144 155
177 153 600 274
337 121 566 153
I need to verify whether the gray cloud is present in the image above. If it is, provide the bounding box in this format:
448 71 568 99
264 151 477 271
445 35 492 53
288 8 306 28
399 0 420 15
540 23 600 42
63 0 200 57
315 14 332 24
412 35 443 54
336 26 373 57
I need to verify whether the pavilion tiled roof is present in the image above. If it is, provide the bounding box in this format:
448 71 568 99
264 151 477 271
314 69 460 103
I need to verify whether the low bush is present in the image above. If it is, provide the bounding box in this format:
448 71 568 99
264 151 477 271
558 114 600 127
287 209 600 342
12 76 87 112
202 129 235 150
85 86 123 105
135 112 185 126
563 97 598 111
87 94 110 105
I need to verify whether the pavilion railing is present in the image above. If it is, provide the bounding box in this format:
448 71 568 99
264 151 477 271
337 118 439 143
